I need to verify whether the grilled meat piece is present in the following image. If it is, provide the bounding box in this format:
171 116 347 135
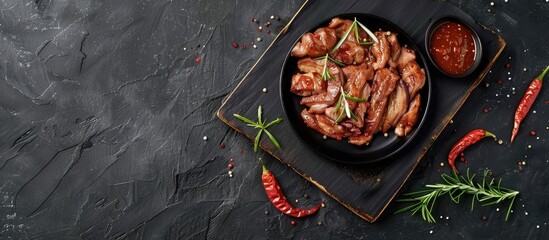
387 33 402 68
349 68 400 145
342 63 374 110
301 109 348 140
300 79 342 113
290 72 326 97
395 47 416 72
381 81 409 133
371 32 391 70
395 94 421 137
291 27 337 58
331 41 365 65
401 61 426 98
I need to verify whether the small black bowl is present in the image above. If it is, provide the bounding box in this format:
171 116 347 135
425 16 483 78
280 13 432 164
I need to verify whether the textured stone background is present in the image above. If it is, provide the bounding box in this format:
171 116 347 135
0 0 547 239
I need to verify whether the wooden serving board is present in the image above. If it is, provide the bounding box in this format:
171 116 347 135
217 0 505 222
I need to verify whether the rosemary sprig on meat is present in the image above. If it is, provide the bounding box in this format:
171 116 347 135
334 87 367 123
394 169 519 223
316 54 345 80
330 18 378 55
234 105 283 152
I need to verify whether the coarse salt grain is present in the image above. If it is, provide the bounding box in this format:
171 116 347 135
262 88 268 93
203 136 208 141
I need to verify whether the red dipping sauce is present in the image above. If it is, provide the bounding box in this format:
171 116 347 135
429 21 477 76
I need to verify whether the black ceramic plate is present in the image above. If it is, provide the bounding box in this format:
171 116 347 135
280 13 432 164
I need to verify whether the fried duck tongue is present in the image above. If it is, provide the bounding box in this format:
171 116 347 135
349 68 399 145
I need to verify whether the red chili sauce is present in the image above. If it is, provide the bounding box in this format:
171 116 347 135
429 21 477 76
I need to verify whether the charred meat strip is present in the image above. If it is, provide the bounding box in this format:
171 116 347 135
350 68 400 145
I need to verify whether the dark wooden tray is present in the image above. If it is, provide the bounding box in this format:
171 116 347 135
217 0 505 222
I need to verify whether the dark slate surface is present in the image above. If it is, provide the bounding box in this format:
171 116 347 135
218 0 504 222
0 0 547 239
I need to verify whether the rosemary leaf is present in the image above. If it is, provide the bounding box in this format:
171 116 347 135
265 118 283 128
344 94 367 102
264 129 281 149
327 56 345 67
254 128 263 153
234 114 257 125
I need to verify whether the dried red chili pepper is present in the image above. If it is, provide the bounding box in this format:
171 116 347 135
261 162 322 218
511 66 549 143
448 129 496 174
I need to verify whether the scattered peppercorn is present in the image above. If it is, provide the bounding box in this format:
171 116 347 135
530 130 536 136
195 56 202 63
220 143 225 149
242 44 246 49
497 80 503 85
291 220 296 226
228 163 234 169
505 63 511 69
265 20 271 27
232 42 239 48
267 30 271 35
483 108 489 113
252 17 258 23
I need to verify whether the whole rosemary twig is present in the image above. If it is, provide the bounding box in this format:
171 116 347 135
394 169 519 223
234 105 283 152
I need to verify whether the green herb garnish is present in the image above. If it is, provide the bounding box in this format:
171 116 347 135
330 18 378 55
234 105 283 152
394 169 519 223
315 54 345 81
334 87 367 123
